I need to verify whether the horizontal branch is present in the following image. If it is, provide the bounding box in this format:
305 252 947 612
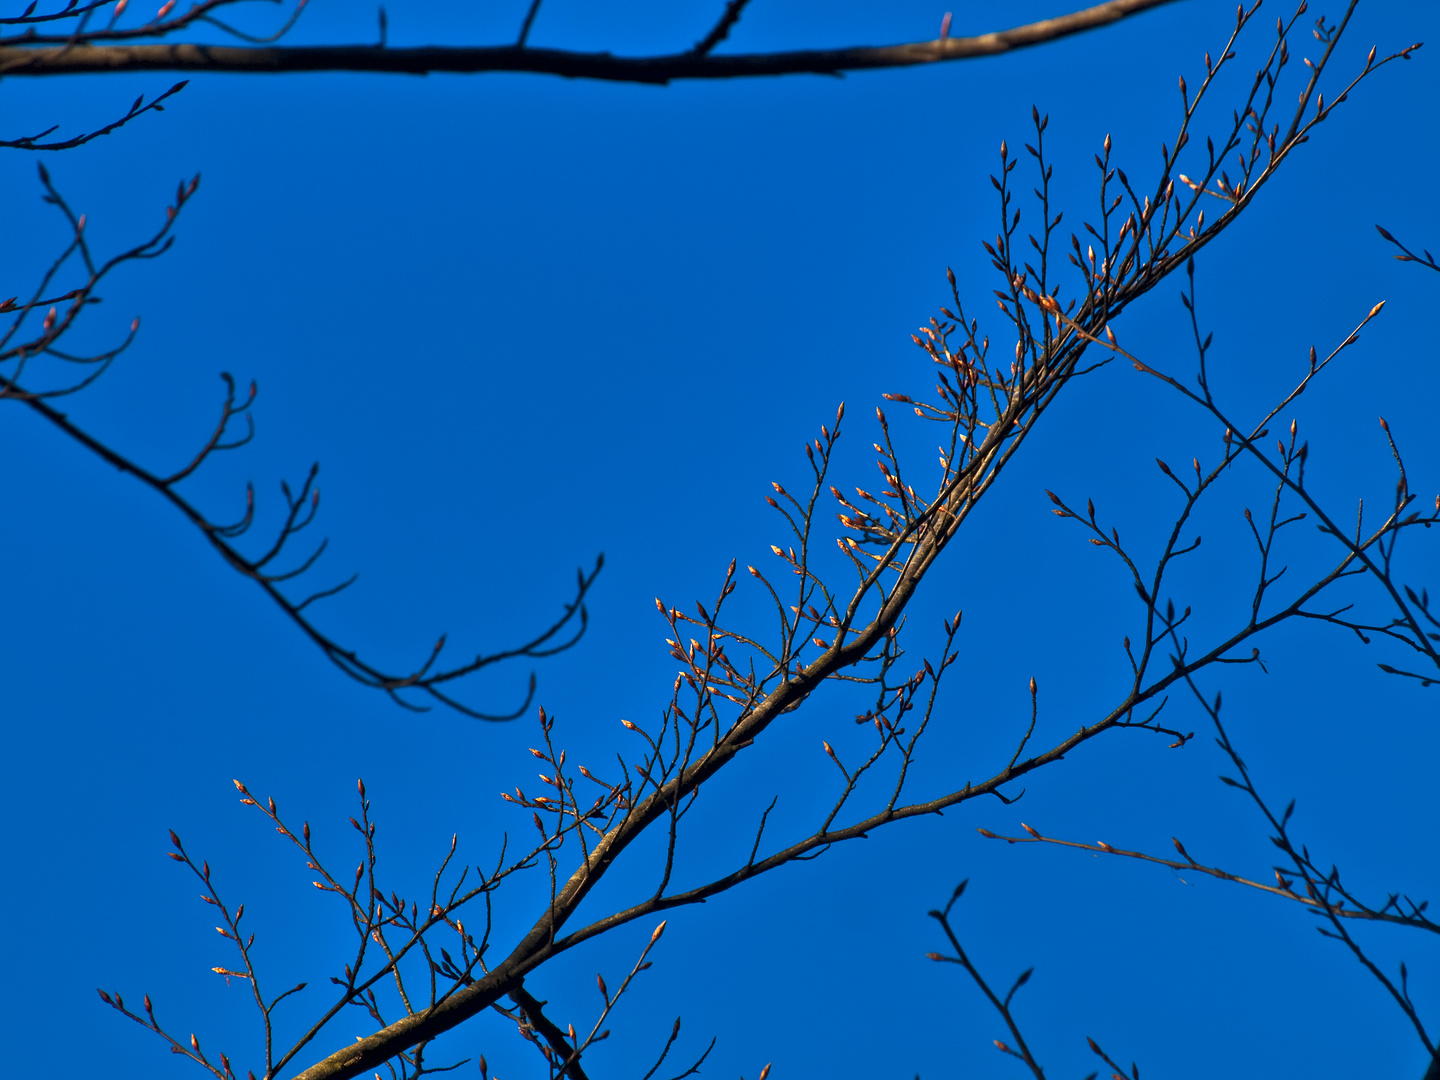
0 0 1178 81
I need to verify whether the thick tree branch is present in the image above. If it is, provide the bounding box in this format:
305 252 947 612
274 11 1412 1072
508 985 591 1080
0 0 1179 81
97 8 1432 1080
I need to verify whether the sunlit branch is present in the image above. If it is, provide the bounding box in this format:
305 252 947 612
98 7 1430 1080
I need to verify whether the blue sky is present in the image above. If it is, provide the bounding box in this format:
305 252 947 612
5 2 1439 1078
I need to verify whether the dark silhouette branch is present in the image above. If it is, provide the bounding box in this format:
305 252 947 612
4 165 602 719
507 985 591 1080
978 825 1439 933
515 0 544 49
973 163 1440 1077
18 371 603 717
0 79 187 151
0 0 1180 81
1194 675 1438 1066
926 881 1047 1079
1376 224 1440 273
690 0 753 58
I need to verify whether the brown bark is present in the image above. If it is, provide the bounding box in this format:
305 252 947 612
0 0 1178 82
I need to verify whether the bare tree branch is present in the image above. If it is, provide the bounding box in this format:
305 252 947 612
977 825 1439 933
515 0 545 49
252 12 1413 1076
0 0 1180 81
926 881 1048 1080
0 79 187 150
4 165 602 719
690 0 754 58
507 985 591 1080
93 6 1438 1080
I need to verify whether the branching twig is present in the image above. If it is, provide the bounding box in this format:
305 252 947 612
978 824 1437 933
100 9 1424 1080
926 881 1047 1079
6 167 602 718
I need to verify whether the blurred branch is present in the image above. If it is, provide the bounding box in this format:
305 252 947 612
0 79 187 151
0 0 1180 81
0 0 310 42
690 0 753 58
515 0 544 49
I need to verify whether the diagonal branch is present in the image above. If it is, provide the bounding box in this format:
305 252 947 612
6 168 602 720
690 0 754 58
515 0 545 49
0 79 187 151
15 382 604 719
112 10 1415 1079
508 985 590 1080
926 880 1047 1079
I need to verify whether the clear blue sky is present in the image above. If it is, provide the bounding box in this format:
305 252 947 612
5 2 1438 1078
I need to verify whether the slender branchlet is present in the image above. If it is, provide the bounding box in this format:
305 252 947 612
100 6 1431 1080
